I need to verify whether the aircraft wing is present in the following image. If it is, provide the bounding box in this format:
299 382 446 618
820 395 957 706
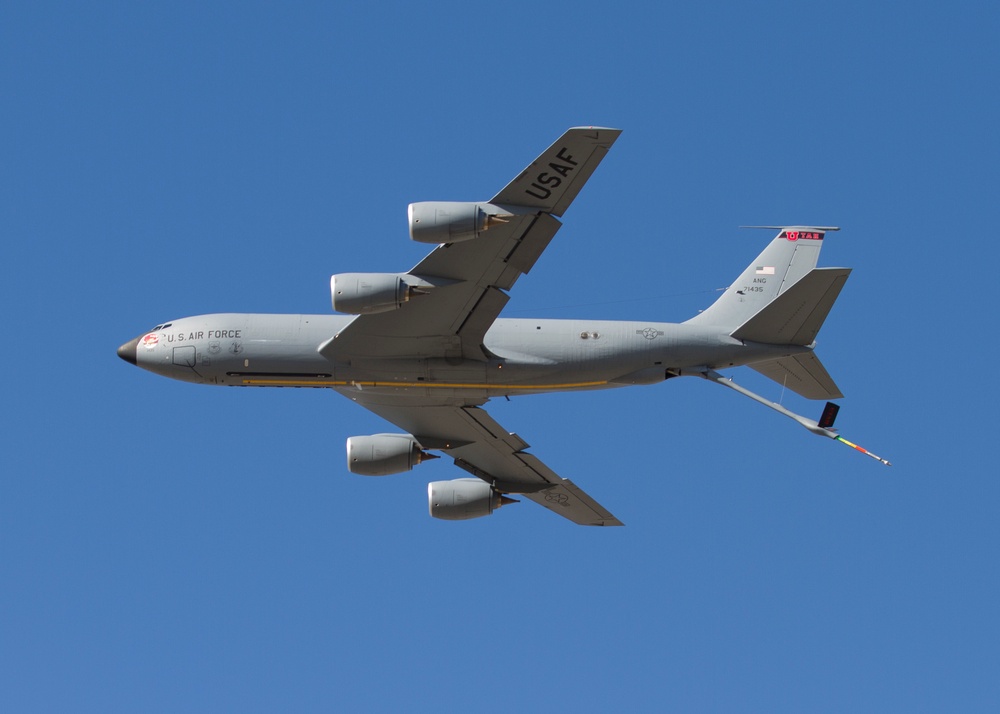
322 127 621 362
338 390 624 526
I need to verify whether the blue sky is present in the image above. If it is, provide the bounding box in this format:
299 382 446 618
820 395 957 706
2 1 998 711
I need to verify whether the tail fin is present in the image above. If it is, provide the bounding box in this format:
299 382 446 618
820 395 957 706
685 226 839 330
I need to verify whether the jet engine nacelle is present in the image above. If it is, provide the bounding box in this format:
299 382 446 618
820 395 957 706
331 273 414 315
427 478 516 521
408 202 512 244
346 434 436 476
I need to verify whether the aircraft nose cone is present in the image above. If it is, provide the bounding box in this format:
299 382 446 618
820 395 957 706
117 336 139 365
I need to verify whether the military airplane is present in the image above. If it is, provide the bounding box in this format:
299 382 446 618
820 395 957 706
117 127 889 526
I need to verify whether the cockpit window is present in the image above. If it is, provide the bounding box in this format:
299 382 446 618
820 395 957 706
150 323 173 331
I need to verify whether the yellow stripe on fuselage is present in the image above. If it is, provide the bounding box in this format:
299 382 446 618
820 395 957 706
240 378 609 390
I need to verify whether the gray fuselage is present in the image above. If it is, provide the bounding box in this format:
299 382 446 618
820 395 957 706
122 313 807 398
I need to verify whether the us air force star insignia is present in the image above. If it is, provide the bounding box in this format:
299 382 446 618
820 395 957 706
638 327 664 340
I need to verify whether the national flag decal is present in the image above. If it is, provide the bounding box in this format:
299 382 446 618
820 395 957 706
755 266 775 275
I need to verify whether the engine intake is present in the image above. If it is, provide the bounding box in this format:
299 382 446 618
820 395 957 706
427 478 517 521
408 202 512 244
346 434 437 476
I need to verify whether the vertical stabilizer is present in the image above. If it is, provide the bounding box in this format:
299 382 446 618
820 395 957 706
685 227 839 330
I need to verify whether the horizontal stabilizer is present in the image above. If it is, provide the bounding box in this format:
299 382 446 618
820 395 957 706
749 352 843 400
732 267 851 345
